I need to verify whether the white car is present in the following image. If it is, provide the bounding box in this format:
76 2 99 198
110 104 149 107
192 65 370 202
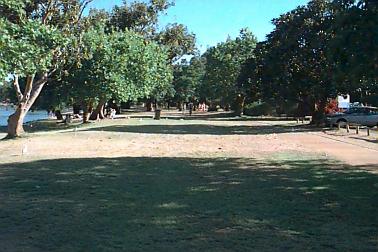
326 106 378 128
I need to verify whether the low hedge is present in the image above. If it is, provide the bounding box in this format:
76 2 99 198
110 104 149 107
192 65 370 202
243 102 275 116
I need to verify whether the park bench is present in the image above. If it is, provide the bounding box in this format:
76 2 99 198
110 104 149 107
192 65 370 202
296 116 312 123
61 112 80 124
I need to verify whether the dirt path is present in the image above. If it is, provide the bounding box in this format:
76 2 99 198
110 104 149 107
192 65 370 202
0 116 377 170
281 131 378 167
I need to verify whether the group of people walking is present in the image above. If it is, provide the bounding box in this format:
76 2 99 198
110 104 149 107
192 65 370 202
181 102 208 116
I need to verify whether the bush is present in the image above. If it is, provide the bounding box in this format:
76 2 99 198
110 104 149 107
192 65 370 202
244 102 274 116
362 95 378 107
278 100 299 116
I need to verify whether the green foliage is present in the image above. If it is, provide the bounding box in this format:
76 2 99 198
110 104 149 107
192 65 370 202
0 0 92 86
277 100 300 116
109 0 172 35
107 0 196 102
328 0 378 93
0 18 68 79
155 23 196 62
240 0 377 119
243 102 274 116
64 27 173 105
266 0 332 102
202 29 257 106
172 57 206 103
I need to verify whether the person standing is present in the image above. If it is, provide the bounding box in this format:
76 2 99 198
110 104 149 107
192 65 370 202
188 102 193 116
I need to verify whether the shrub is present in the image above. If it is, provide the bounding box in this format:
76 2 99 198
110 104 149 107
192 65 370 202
278 100 299 116
244 102 274 116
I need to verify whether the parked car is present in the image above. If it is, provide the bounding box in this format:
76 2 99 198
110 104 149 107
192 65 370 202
326 106 378 127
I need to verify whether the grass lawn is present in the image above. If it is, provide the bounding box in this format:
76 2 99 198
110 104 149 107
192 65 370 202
0 154 377 251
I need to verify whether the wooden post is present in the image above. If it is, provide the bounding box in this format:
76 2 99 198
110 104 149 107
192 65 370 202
367 128 370 136
356 125 359 134
346 123 350 133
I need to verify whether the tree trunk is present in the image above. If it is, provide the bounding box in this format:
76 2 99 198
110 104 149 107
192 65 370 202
7 74 47 138
83 101 93 123
90 99 106 120
234 94 245 117
7 105 26 137
312 99 327 126
83 108 90 123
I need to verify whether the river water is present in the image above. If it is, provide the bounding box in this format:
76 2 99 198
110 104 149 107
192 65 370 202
0 106 48 126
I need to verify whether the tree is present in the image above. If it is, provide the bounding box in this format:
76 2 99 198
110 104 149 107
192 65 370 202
172 56 206 108
0 0 93 137
109 0 172 35
328 0 378 97
155 23 196 63
108 1 197 110
243 0 377 121
202 29 257 114
250 0 335 120
64 26 173 122
237 54 260 105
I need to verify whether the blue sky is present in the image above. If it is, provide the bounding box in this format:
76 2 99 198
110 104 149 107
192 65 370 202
89 0 309 52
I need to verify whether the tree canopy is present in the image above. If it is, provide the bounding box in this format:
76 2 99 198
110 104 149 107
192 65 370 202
237 0 377 119
172 56 206 105
0 0 92 137
202 29 257 109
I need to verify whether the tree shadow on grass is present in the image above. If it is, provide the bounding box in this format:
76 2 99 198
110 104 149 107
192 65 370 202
0 112 318 137
130 112 305 123
82 123 319 135
0 157 377 251
0 120 82 135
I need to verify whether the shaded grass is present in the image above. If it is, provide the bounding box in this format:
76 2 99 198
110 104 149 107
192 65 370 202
0 120 83 135
0 157 377 251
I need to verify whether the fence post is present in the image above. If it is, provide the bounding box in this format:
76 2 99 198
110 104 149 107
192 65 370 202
367 128 370 136
356 125 359 134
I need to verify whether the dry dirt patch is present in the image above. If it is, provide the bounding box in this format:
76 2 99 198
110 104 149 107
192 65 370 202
0 117 377 170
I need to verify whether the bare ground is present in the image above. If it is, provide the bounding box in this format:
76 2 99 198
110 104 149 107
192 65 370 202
0 111 377 169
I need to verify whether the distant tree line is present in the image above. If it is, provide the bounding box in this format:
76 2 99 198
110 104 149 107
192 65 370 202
175 0 377 120
0 0 376 138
